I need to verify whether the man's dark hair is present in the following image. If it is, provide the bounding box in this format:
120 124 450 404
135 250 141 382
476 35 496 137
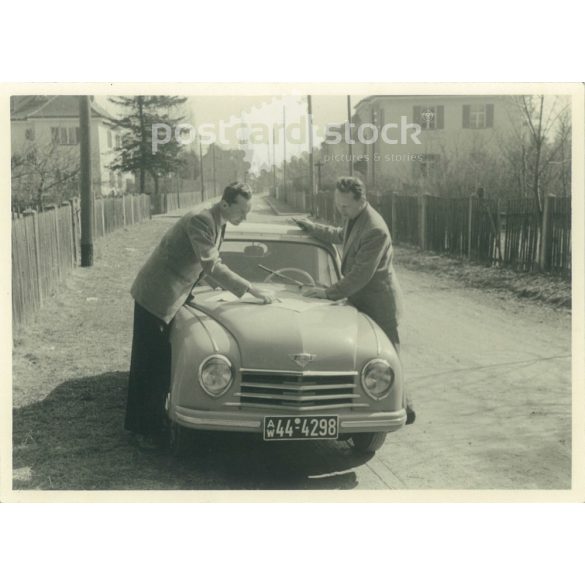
222 182 252 205
336 176 366 200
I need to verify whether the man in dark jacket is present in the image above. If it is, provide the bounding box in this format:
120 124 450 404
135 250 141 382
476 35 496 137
296 176 415 424
125 182 276 446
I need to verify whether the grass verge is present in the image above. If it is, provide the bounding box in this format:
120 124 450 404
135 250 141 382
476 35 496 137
395 246 571 309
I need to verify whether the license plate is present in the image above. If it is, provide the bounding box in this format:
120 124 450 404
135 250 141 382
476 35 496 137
263 415 338 441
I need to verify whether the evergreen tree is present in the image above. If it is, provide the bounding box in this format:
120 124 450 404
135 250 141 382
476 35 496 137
108 95 188 210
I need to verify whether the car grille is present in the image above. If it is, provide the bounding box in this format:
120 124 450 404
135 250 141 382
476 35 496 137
232 369 368 411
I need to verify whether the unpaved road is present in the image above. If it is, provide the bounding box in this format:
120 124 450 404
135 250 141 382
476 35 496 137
11 197 571 491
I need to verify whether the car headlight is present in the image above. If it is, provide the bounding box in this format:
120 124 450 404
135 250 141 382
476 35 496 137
198 355 233 398
361 358 394 400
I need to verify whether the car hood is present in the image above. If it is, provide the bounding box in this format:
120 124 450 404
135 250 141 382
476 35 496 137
185 286 377 372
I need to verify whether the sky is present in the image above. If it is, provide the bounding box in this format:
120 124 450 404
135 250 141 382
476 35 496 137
94 93 369 174
187 94 366 133
187 94 369 172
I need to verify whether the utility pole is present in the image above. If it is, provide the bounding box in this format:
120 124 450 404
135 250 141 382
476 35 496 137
272 125 277 197
79 96 94 267
347 95 353 176
212 142 217 197
282 106 287 200
265 140 272 195
199 138 205 200
371 107 377 191
315 160 324 193
307 95 315 215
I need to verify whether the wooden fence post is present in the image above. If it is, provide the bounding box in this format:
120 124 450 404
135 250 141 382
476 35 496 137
63 202 73 268
539 195 553 272
130 194 135 225
121 195 127 227
99 198 104 235
419 194 428 250
23 209 43 304
61 201 74 268
495 198 503 263
69 198 78 265
391 192 398 239
467 196 474 259
46 204 62 281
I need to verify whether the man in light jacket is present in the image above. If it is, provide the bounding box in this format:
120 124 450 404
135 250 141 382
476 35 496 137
125 182 276 446
296 176 415 424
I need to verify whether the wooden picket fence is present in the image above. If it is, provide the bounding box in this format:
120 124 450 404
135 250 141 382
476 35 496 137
545 196 571 276
282 190 309 214
91 195 150 238
12 193 151 332
281 190 571 278
391 195 420 246
161 191 205 213
501 198 541 272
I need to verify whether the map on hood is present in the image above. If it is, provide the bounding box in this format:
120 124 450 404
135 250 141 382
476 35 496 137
201 292 345 313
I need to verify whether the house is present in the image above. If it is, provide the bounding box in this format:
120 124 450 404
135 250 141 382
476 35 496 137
11 95 130 197
320 95 521 195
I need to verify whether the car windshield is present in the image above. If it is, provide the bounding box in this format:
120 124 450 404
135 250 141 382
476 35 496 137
206 240 339 286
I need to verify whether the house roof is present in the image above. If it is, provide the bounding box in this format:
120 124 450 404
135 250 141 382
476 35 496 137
354 94 507 109
10 96 113 121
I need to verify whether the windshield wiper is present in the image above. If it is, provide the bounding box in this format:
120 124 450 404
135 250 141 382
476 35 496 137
257 264 304 286
257 264 330 289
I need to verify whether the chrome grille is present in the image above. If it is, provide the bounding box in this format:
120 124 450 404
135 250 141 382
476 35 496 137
232 369 367 411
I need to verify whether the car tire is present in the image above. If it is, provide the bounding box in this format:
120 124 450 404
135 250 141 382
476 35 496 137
169 421 191 457
351 432 387 454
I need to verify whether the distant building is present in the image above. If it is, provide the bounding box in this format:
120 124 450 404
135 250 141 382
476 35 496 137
319 95 520 195
11 96 131 197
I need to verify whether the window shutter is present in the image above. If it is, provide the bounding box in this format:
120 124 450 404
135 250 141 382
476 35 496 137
462 105 470 128
354 157 368 175
486 104 494 128
413 106 421 124
437 105 444 129
51 127 58 142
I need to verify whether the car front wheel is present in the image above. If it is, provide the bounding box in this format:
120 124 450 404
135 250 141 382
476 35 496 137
169 421 191 457
351 432 387 454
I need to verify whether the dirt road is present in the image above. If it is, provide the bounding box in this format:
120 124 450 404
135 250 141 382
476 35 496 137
12 197 572 491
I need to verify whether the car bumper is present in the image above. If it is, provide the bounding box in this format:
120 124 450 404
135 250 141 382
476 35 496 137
171 405 406 435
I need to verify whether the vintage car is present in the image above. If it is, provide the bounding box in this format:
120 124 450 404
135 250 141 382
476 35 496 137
166 221 407 454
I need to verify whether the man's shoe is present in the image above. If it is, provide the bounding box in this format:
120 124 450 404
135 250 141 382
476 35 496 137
406 405 416 425
131 433 161 451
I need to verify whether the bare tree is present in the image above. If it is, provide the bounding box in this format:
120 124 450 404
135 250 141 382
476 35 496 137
550 108 572 198
11 141 80 210
512 95 570 212
405 132 514 199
